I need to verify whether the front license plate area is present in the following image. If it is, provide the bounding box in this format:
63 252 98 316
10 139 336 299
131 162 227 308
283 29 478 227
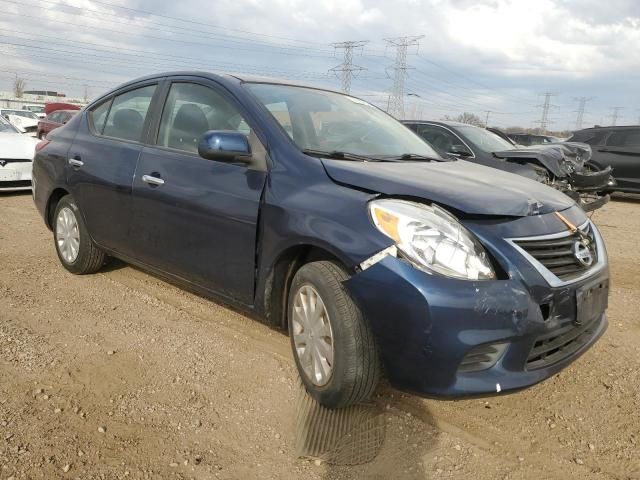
576 279 609 326
0 169 17 181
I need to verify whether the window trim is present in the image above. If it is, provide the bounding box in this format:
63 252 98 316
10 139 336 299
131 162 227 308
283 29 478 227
414 122 476 159
147 78 266 162
86 80 161 146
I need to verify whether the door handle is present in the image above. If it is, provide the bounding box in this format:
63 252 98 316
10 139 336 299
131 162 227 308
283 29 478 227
68 158 84 167
142 174 165 186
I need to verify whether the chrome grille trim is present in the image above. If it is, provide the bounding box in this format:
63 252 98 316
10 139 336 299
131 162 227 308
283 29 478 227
506 220 607 287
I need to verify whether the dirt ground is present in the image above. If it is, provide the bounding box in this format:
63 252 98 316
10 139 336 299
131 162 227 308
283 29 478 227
0 192 639 480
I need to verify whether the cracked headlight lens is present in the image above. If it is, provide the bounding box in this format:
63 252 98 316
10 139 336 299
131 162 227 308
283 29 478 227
368 199 495 280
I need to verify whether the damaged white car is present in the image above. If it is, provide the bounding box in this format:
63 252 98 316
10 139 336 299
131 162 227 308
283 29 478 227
0 116 39 191
0 109 40 136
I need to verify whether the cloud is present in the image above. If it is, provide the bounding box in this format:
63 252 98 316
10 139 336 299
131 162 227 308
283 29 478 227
0 0 637 129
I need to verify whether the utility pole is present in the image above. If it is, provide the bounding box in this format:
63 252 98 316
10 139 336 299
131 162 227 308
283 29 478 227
384 35 424 119
535 93 556 133
573 96 593 130
484 110 491 127
328 40 369 95
83 84 89 103
609 107 623 126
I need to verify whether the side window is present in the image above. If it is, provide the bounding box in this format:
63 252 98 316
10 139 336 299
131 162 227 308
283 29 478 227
102 85 157 142
157 82 250 154
48 112 60 123
416 125 460 153
606 129 640 148
88 99 111 134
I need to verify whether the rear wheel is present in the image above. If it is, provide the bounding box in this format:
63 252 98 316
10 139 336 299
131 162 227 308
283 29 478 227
53 195 105 274
288 261 380 408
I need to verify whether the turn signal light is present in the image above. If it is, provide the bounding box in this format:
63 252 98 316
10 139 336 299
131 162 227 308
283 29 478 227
35 139 50 153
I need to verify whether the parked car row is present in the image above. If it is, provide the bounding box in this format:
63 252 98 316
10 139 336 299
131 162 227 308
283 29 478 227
31 72 610 409
403 121 614 211
0 115 39 191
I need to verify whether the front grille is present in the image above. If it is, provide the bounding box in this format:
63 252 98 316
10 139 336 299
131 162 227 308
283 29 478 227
0 158 32 164
514 224 597 281
0 180 31 188
526 315 601 370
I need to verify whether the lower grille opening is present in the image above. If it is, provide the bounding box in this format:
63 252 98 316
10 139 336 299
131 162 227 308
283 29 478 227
0 180 31 188
526 315 602 370
458 343 508 373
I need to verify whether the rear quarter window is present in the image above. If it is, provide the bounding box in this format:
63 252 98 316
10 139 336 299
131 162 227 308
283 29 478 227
88 100 112 134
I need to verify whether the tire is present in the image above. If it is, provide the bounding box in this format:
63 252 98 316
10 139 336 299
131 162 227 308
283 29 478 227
53 195 105 274
288 261 380 408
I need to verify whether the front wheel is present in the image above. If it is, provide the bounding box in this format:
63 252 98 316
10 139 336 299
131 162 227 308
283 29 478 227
288 261 380 408
53 195 106 274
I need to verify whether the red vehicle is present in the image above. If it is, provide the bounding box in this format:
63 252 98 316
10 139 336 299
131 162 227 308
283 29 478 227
37 109 79 139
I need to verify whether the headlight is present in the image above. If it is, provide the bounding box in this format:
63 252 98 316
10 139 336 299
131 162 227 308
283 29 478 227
368 199 495 280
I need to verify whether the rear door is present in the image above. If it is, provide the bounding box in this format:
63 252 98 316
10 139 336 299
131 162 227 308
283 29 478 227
130 78 267 304
67 82 161 257
594 129 640 191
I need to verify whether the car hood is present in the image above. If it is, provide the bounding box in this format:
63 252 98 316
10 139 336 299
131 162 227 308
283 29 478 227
6 115 38 131
321 159 574 217
492 142 591 178
0 132 39 159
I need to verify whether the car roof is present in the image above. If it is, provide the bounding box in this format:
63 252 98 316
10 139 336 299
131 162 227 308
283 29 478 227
574 125 640 133
110 70 342 95
402 120 471 128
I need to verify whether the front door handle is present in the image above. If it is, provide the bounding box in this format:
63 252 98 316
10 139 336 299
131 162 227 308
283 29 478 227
68 158 84 168
142 174 165 186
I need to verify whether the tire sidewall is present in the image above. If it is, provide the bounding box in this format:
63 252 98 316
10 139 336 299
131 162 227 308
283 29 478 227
288 264 353 406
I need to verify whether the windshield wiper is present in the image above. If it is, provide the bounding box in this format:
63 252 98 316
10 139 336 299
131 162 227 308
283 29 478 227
396 153 446 162
302 149 382 162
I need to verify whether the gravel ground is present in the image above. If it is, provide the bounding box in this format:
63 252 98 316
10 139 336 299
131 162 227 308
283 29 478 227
0 192 639 480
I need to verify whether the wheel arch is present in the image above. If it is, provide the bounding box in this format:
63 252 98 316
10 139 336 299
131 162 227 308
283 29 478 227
45 187 70 230
262 244 348 330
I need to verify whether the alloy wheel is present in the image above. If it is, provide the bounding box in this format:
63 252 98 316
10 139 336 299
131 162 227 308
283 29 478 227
292 284 334 386
55 206 80 264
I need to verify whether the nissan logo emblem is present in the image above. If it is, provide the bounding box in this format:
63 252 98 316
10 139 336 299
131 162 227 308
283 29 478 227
573 240 594 267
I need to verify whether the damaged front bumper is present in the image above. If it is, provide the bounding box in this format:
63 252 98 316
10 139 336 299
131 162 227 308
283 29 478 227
345 215 609 398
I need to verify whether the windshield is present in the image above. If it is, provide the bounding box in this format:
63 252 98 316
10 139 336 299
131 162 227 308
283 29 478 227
2 110 38 120
246 83 440 159
0 116 19 133
457 125 514 152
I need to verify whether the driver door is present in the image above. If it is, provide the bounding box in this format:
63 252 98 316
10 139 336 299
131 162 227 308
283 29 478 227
130 79 267 304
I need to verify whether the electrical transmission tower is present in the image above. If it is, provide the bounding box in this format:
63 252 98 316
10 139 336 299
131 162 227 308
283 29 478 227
573 97 593 130
535 93 556 133
384 35 424 118
329 40 369 94
609 106 623 126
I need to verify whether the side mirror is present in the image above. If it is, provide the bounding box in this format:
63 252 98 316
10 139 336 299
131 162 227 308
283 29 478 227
448 144 473 157
198 130 252 163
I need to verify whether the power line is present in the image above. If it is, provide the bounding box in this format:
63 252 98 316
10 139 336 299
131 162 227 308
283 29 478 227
534 93 557 132
384 35 424 118
609 107 623 126
573 96 593 130
328 41 369 94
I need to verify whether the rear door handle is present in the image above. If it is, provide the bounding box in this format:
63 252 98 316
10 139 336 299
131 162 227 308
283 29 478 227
68 158 84 167
142 174 165 186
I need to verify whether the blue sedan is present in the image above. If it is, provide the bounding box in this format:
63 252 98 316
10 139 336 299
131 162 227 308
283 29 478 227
32 72 609 408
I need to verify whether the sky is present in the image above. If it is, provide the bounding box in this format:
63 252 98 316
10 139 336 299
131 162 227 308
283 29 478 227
1 0 639 130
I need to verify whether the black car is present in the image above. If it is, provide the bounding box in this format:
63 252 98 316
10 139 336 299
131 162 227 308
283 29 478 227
403 120 613 211
567 126 640 193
